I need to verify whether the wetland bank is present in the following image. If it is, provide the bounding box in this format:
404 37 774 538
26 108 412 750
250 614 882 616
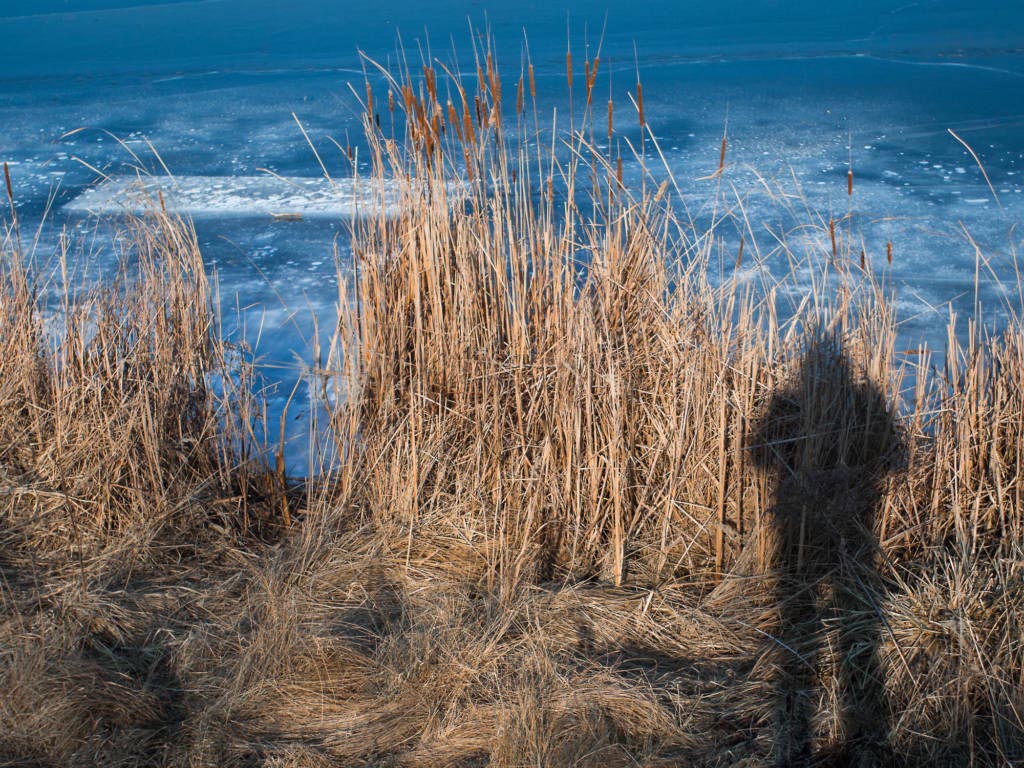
3 4 1024 766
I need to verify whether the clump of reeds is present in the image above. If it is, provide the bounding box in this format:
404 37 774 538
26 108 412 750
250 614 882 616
0 195 285 764
0 204 282 563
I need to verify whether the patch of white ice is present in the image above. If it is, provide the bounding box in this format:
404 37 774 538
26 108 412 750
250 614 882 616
64 174 462 218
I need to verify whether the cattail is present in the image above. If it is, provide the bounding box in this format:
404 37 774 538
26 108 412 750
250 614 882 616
848 168 853 196
860 250 866 270
3 162 12 204
448 102 462 141
463 103 476 144
528 63 536 100
566 51 573 89
464 146 474 181
413 96 427 134
365 81 374 122
347 145 353 161
388 89 395 114
637 82 645 129
476 63 485 94
424 66 437 102
547 176 553 199
516 77 524 115
616 155 623 188
736 235 744 269
590 57 600 88
887 241 893 264
158 189 166 213
487 56 500 105
424 129 434 161
607 99 614 140
718 135 727 175
829 219 837 257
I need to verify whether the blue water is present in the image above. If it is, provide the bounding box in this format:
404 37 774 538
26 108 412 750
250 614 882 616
3 1 1023 470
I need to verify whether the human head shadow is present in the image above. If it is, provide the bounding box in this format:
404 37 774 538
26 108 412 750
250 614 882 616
747 331 906 767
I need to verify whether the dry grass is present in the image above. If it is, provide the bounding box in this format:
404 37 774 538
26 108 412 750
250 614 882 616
2 40 1023 768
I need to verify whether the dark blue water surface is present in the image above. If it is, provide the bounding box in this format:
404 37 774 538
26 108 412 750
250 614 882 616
3 1 1023 470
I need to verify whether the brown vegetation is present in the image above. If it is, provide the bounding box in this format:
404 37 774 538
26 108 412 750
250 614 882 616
1 44 1022 767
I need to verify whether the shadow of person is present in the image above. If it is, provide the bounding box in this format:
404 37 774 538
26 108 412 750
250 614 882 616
748 332 906 768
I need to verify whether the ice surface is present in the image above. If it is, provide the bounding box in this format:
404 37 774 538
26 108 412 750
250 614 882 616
64 175 421 218
3 1 1023 473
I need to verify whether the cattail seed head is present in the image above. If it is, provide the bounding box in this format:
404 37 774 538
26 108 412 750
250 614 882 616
448 102 461 141
463 103 476 144
5 162 14 204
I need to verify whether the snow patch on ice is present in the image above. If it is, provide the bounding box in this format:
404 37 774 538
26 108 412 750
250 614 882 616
64 174 460 218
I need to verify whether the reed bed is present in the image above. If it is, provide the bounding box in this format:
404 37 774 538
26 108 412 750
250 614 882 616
2 41 1023 767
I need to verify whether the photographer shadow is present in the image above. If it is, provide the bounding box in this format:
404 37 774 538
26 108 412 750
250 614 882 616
748 333 905 767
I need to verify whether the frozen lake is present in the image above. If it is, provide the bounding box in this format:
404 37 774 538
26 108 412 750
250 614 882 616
3 1 1023 470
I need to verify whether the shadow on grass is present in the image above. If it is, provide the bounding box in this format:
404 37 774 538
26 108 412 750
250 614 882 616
749 332 906 767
